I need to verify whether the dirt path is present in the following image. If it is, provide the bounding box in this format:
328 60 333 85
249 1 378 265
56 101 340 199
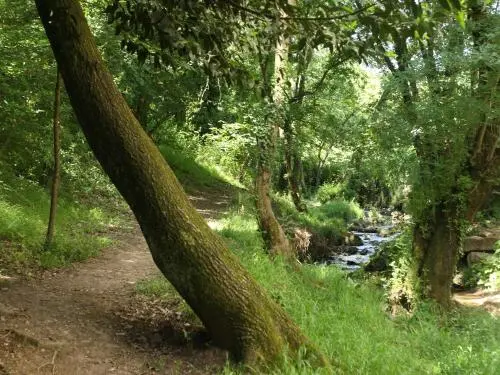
453 290 500 315
0 191 234 375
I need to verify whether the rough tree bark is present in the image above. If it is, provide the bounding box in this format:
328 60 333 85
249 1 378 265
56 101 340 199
373 2 499 307
255 7 293 257
384 34 459 306
44 68 62 250
283 118 307 213
283 66 308 213
35 0 328 367
413 204 461 307
410 1 499 307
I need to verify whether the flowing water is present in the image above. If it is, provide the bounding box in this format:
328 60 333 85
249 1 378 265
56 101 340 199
327 224 399 271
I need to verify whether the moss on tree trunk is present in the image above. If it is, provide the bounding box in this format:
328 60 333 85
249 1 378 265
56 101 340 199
413 204 460 307
35 0 328 367
256 158 293 257
284 118 307 213
412 2 499 308
254 5 293 257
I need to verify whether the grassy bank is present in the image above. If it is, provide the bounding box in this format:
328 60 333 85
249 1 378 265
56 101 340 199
159 144 243 192
0 144 230 274
137 208 500 374
0 167 124 271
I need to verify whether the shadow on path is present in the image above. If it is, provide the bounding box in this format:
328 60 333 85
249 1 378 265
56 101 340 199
0 190 235 374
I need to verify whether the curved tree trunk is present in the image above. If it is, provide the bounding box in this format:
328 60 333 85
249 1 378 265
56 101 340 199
44 68 62 250
256 155 292 256
255 7 293 257
35 0 327 367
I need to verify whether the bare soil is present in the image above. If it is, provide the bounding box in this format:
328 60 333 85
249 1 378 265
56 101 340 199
453 289 500 316
0 190 234 375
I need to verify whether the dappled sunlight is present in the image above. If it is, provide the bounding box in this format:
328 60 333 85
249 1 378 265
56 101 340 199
207 219 224 231
453 290 500 316
2 0 500 372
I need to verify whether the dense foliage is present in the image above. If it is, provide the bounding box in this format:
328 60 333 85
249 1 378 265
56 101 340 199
1 0 499 372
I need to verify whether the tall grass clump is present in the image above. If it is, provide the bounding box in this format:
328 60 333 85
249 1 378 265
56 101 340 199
216 210 500 374
158 144 243 191
134 199 499 374
274 193 362 240
0 168 121 270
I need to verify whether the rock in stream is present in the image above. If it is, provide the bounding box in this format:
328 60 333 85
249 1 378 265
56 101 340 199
327 225 399 271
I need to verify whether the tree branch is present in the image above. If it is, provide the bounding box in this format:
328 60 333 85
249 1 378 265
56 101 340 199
281 4 375 21
289 57 348 103
226 1 374 22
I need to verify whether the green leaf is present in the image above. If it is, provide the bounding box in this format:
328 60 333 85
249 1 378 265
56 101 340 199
438 0 452 11
455 11 466 29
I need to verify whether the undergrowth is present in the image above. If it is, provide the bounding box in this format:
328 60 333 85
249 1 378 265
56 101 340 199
275 194 362 239
136 208 500 374
159 144 244 192
0 167 123 271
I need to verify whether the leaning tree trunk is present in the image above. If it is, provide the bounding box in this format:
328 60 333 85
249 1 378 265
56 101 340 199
44 68 62 250
255 8 293 257
255 135 292 256
35 0 328 367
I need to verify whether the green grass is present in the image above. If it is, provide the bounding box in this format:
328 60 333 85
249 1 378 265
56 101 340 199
0 143 234 272
159 144 243 192
274 194 362 239
136 207 500 374
0 167 122 270
310 199 363 223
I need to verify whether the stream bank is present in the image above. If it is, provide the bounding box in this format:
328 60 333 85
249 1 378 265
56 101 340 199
327 225 399 270
321 209 404 271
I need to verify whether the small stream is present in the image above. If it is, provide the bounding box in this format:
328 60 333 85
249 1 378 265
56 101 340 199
327 224 400 271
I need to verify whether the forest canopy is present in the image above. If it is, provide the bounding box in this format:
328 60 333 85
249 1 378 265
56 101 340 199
0 0 499 373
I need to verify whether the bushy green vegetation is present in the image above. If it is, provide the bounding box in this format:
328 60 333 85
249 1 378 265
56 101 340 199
316 182 349 204
3 0 500 371
275 193 363 240
137 208 500 374
158 144 242 192
0 165 122 270
463 248 500 292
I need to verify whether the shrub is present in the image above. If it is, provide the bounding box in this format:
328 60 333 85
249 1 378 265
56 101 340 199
316 182 346 203
476 248 500 291
317 200 363 222
0 165 121 271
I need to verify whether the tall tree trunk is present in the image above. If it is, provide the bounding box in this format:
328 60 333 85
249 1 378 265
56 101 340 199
283 55 309 213
413 159 498 307
34 0 328 367
255 143 292 256
255 7 293 257
411 1 499 307
44 68 62 250
283 118 307 212
413 204 460 307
